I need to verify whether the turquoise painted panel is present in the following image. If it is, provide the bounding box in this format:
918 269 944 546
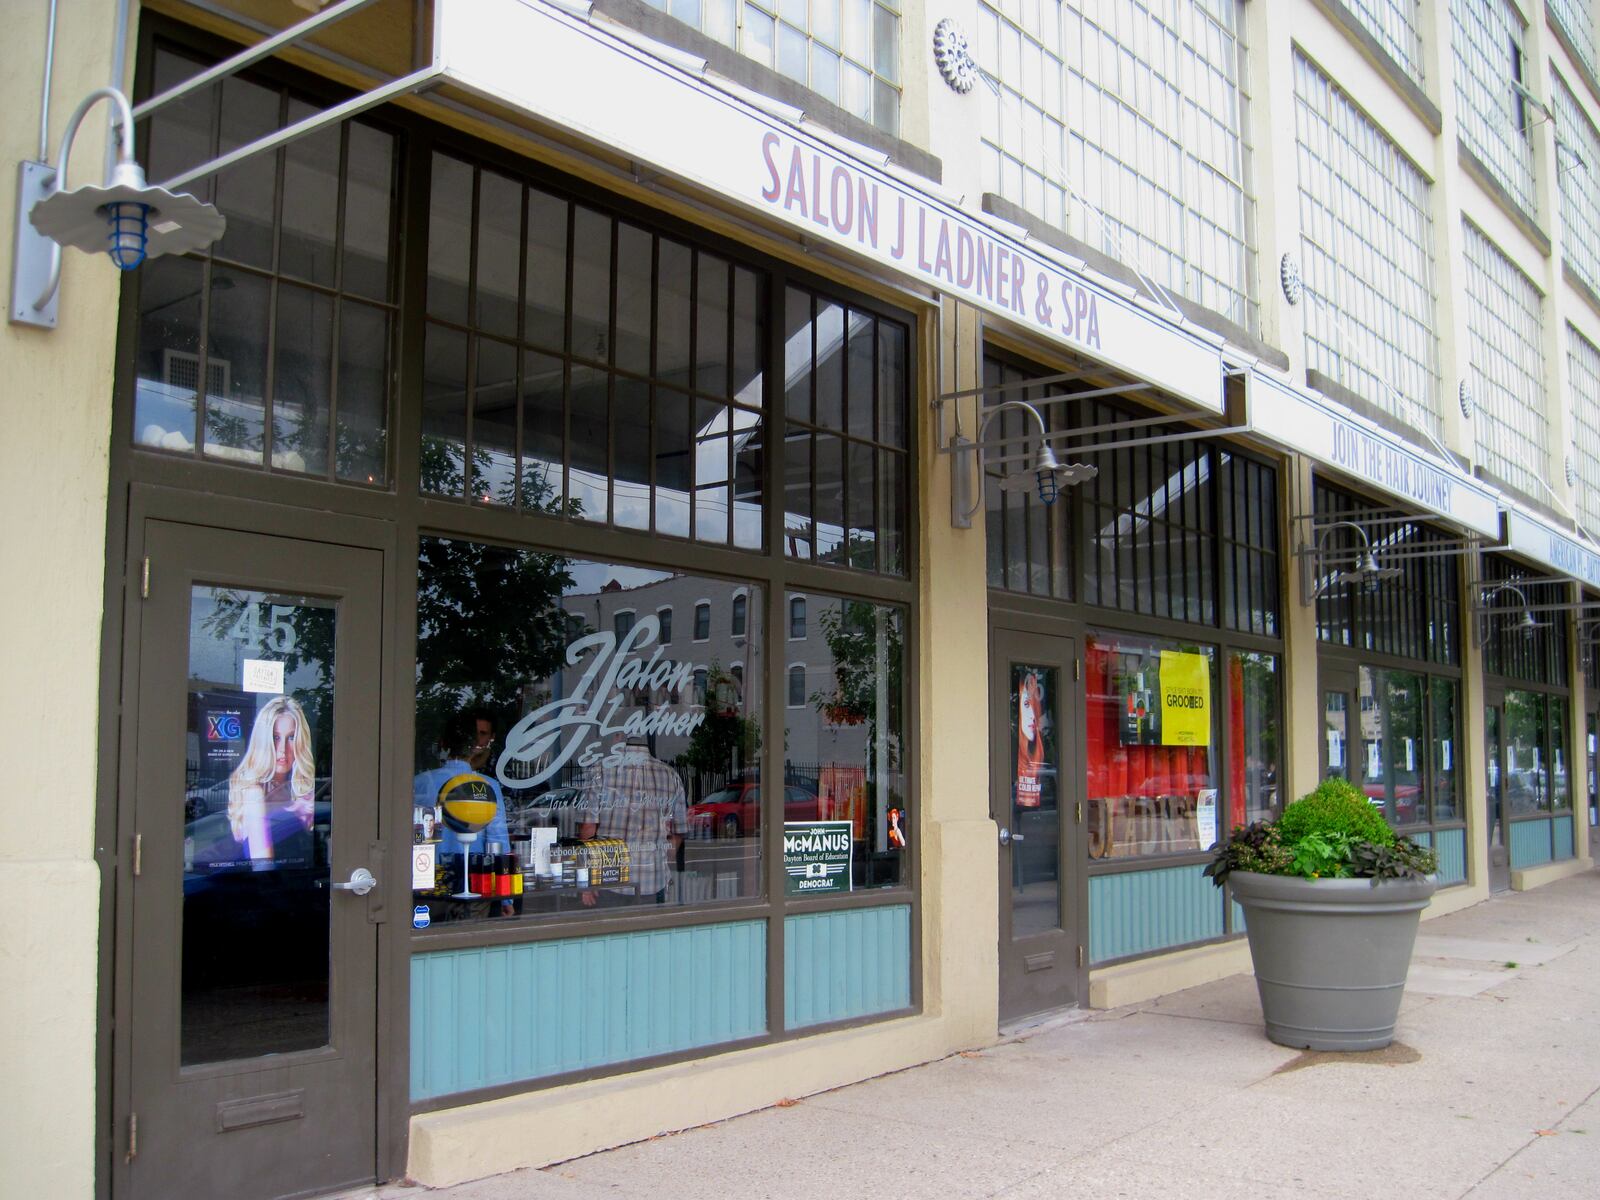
410 920 766 1101
1231 900 1245 934
1411 831 1433 848
1509 818 1554 869
1434 829 1467 886
1089 865 1224 964
785 906 912 1029
1554 815 1575 861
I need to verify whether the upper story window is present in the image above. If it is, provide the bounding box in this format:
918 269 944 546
1554 74 1600 299
613 609 636 640
1450 0 1539 219
1550 0 1598 80
641 0 902 134
789 595 807 638
694 601 712 640
1346 0 1425 80
975 0 1256 331
132 45 396 484
1570 326 1600 539
732 592 749 636
1293 51 1439 435
658 605 675 643
1462 221 1549 500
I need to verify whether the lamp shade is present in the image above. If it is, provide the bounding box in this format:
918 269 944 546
30 160 226 262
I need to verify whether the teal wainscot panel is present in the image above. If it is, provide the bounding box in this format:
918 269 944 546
411 920 766 1102
1090 864 1224 964
1553 815 1575 861
785 905 912 1029
1509 818 1554 870
1433 828 1467 885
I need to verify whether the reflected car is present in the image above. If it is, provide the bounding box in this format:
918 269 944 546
687 783 820 838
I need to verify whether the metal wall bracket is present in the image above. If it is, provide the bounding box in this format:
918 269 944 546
10 162 59 328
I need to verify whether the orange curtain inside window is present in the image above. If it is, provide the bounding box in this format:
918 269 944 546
1084 643 1211 802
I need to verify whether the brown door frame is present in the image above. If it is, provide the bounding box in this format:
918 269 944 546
104 483 407 1196
990 618 1087 1021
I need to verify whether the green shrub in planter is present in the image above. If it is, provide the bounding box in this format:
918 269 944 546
1206 777 1435 886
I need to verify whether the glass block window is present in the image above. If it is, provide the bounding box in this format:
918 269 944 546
1554 73 1600 299
1345 0 1425 80
640 0 902 134
974 0 1257 331
132 45 397 484
1550 0 1598 79
1313 483 1460 667
1570 326 1600 537
1293 51 1439 434
1463 222 1548 499
1450 0 1538 218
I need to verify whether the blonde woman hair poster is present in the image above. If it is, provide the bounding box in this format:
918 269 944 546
226 695 318 870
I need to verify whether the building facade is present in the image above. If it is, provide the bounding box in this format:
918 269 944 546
2 1 1597 1197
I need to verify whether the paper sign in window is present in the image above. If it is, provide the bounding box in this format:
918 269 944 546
1158 650 1209 746
242 658 285 694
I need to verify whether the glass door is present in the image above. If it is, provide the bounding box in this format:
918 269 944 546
991 627 1083 1021
121 520 384 1199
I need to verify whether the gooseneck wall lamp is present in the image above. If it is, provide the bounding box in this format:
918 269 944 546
950 398 1099 525
12 86 225 328
1306 520 1403 598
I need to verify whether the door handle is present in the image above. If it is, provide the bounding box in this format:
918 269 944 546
998 828 1025 844
327 867 377 896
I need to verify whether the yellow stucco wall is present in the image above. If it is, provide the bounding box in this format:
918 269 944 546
0 5 125 1199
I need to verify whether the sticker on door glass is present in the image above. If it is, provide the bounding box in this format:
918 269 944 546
242 658 285 694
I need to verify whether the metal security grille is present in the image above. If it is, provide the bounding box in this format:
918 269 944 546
640 0 901 133
1571 326 1600 538
1313 484 1460 668
1293 51 1439 434
1450 0 1538 218
975 0 1257 331
1554 73 1600 299
1550 0 1598 79
1480 555 1570 685
1345 0 1425 80
1463 221 1549 500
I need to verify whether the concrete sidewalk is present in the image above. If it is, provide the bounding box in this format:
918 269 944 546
355 869 1600 1200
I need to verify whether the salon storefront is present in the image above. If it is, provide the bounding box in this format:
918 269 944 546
29 4 1599 1200
100 10 948 1196
979 348 1283 1020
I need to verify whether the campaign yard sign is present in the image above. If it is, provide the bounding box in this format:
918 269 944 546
784 820 853 896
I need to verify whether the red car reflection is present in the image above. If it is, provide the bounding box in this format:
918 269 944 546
688 783 820 838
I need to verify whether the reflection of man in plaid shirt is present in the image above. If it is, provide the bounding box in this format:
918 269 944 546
576 737 687 904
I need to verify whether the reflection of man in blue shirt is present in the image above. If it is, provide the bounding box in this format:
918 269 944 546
414 710 509 856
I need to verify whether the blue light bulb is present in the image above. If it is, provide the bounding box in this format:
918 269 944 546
105 201 150 270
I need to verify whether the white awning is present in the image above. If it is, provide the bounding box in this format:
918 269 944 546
1247 368 1502 539
434 0 1228 415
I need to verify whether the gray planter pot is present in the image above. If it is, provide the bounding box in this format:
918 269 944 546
1229 871 1437 1052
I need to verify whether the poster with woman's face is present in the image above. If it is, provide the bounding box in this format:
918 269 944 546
1015 669 1046 808
188 693 318 873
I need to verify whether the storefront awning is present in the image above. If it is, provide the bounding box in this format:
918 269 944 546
1502 508 1600 586
433 0 1229 415
1247 368 1502 539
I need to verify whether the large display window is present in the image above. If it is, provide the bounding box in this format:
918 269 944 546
985 352 1286 874
1313 483 1466 852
